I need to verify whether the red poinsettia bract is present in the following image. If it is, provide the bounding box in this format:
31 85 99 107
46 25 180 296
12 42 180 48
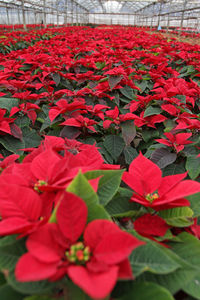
15 191 144 299
156 132 193 153
122 153 200 210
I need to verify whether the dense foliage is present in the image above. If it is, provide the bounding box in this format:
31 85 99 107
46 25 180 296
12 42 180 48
0 25 199 300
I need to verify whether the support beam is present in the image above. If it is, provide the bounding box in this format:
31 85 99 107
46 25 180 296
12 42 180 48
166 0 172 32
21 0 26 30
6 5 10 25
136 1 156 14
157 1 163 28
17 7 21 24
180 0 187 33
43 0 46 28
150 2 156 28
64 0 68 24
98 0 106 13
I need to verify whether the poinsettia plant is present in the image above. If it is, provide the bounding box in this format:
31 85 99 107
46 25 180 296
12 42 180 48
0 24 199 300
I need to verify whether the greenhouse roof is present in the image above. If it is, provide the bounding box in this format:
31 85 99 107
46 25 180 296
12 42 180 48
0 0 199 14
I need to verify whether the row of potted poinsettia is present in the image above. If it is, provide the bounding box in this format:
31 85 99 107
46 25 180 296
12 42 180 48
0 135 200 299
0 26 199 176
0 25 199 299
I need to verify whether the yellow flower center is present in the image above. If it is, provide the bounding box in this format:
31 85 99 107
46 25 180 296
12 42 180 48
145 192 159 203
66 242 90 264
34 180 48 192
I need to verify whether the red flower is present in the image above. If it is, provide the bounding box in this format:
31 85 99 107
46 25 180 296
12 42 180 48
156 132 193 152
61 115 97 132
15 191 144 299
122 153 200 210
49 99 86 122
134 213 170 238
132 111 167 128
0 184 42 236
10 103 40 125
103 106 135 129
0 154 19 172
0 109 14 135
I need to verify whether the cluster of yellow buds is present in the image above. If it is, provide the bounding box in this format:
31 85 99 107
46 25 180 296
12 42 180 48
145 192 159 203
34 180 48 192
66 242 90 264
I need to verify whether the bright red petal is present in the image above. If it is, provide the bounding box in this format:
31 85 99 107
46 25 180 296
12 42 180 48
155 139 172 147
176 132 192 144
15 253 58 282
27 224 61 263
158 173 187 197
123 153 162 195
67 265 118 299
118 258 133 279
0 218 33 235
56 191 87 243
0 185 41 221
134 213 170 236
94 230 144 264
84 220 120 251
31 149 61 181
163 180 200 202
60 118 81 127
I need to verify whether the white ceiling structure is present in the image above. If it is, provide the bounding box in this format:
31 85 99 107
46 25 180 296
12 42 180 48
0 0 199 29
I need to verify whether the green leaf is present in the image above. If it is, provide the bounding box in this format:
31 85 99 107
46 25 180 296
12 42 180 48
98 142 114 164
143 106 162 118
186 155 200 179
105 187 142 217
0 284 24 300
129 236 180 276
124 146 138 164
151 148 177 169
159 207 194 227
0 135 25 154
136 80 148 93
0 97 19 112
40 116 52 132
108 75 123 90
67 172 110 222
121 121 136 146
170 232 200 271
22 127 42 149
183 272 200 300
7 271 55 295
0 236 25 270
15 116 30 128
137 267 198 294
85 169 124 206
183 145 199 157
119 282 174 300
120 85 134 99
179 65 196 77
142 129 160 143
164 119 176 132
162 164 186 176
187 193 200 217
138 233 200 294
65 280 107 300
95 61 106 70
103 135 125 161
60 126 80 140
67 171 98 205
52 73 60 86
